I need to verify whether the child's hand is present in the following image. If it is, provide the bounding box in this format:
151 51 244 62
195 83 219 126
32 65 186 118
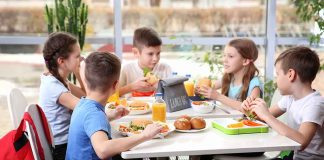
241 96 256 112
131 77 152 91
197 86 219 100
107 106 129 121
72 56 84 75
250 98 271 120
141 123 163 140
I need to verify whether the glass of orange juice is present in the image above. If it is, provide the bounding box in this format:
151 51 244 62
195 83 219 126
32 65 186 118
184 80 195 96
107 90 120 105
152 93 166 122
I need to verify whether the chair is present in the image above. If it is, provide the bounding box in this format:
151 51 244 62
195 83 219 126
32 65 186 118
25 104 54 160
7 88 28 128
25 121 41 160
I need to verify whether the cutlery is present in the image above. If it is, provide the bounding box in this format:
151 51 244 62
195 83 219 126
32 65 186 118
212 101 230 114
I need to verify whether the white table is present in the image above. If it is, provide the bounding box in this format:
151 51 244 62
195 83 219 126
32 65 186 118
112 119 300 159
114 105 243 122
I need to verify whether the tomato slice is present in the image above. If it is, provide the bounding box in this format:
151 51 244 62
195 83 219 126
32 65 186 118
242 120 263 126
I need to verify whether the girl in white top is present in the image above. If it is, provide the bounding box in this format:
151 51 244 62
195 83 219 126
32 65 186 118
39 32 85 160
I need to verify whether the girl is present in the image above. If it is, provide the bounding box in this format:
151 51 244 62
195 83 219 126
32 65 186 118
196 38 262 112
39 32 86 160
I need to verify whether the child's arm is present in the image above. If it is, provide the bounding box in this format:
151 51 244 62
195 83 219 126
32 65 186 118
269 105 285 118
119 77 151 96
251 98 318 150
91 124 162 159
58 92 79 110
199 86 261 112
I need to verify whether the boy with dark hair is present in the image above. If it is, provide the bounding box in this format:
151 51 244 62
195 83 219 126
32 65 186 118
66 52 162 160
242 46 324 160
119 27 172 97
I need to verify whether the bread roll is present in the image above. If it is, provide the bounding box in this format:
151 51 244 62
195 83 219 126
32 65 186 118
177 115 191 121
190 117 206 129
174 118 191 130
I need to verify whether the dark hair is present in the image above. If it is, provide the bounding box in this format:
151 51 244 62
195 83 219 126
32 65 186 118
43 32 78 88
133 27 162 51
221 38 259 101
275 46 320 83
84 52 121 93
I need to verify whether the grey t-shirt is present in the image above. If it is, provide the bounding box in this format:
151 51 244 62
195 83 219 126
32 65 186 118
278 91 324 159
39 74 71 145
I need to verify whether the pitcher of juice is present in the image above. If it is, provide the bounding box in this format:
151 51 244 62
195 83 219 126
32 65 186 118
107 90 120 105
152 93 166 122
184 74 194 96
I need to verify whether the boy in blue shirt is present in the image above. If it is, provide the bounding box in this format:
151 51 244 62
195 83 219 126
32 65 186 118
66 52 163 160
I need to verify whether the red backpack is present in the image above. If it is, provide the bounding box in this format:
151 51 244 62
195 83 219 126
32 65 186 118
0 105 52 160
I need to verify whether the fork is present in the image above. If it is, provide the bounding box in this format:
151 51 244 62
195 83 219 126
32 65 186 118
212 101 231 114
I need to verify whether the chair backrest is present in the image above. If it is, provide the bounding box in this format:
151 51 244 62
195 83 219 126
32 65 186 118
270 88 287 124
7 88 28 128
25 121 41 160
25 104 54 160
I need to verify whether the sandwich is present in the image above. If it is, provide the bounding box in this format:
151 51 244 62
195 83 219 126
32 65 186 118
143 67 159 85
129 100 149 110
129 119 153 132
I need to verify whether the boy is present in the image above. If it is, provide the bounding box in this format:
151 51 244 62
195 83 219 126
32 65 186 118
66 52 163 160
119 27 172 97
242 46 324 159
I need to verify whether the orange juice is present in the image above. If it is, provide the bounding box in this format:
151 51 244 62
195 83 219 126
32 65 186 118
107 90 120 105
152 103 166 122
184 81 195 96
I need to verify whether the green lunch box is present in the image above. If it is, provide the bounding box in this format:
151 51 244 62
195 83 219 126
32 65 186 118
212 118 269 135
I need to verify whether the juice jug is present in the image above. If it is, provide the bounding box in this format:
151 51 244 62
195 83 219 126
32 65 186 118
184 74 194 96
152 93 166 122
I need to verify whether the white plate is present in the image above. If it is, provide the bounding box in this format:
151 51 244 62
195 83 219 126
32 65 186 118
175 126 208 133
127 101 152 115
115 122 130 136
105 101 152 115
127 125 175 139
115 123 175 139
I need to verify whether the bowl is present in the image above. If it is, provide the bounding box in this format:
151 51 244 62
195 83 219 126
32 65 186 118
191 101 214 114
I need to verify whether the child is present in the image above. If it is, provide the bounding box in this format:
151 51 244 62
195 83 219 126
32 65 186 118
196 38 262 111
66 52 163 159
242 46 324 159
119 27 172 97
39 32 86 159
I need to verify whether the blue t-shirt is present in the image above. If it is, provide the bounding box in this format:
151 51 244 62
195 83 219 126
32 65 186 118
228 77 263 100
39 74 71 145
66 98 111 160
